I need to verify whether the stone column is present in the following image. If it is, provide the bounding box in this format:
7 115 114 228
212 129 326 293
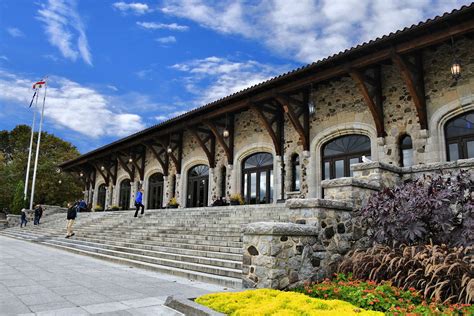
175 174 181 207
274 156 282 203
242 222 319 289
208 167 215 206
105 186 110 209
130 182 137 209
163 176 169 207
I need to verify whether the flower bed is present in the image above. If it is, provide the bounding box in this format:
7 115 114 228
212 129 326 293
293 274 473 315
195 289 382 315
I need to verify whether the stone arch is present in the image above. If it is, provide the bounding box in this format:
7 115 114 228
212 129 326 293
309 123 379 198
427 96 474 163
143 166 164 208
180 158 210 207
92 179 106 208
233 142 279 202
115 175 131 209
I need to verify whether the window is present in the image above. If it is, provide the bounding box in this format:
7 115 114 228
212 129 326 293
119 179 131 210
445 111 474 161
322 135 371 179
291 154 300 191
400 135 414 167
97 184 106 209
187 165 209 207
148 173 164 209
242 152 273 204
221 166 227 198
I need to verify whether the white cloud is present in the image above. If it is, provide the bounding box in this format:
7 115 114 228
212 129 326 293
0 56 8 61
37 0 92 65
135 69 153 80
0 70 144 138
161 0 470 63
107 85 119 91
155 36 176 44
136 21 188 31
171 56 289 105
113 2 151 15
7 27 24 38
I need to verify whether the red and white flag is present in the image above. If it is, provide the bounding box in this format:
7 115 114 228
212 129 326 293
32 80 46 89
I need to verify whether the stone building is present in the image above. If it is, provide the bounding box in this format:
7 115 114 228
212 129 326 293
58 5 474 288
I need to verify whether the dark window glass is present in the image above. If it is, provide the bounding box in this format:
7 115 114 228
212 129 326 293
97 184 106 209
400 135 414 167
322 135 371 179
445 111 474 161
187 165 209 207
291 154 300 191
119 179 131 210
148 173 164 209
221 166 226 198
242 153 273 204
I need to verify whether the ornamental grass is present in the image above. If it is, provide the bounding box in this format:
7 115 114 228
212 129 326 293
195 289 383 316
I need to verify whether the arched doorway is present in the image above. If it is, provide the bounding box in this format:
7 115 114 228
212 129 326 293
119 179 131 210
322 135 371 179
97 184 106 209
187 165 209 207
148 173 164 209
242 152 273 204
445 111 474 161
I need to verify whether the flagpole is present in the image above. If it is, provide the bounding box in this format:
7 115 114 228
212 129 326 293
24 90 39 200
29 83 47 211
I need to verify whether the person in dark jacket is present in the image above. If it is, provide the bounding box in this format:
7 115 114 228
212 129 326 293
34 205 43 225
20 209 28 227
134 188 145 217
66 202 77 238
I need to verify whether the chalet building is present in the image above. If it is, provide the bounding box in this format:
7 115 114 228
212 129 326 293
60 5 474 212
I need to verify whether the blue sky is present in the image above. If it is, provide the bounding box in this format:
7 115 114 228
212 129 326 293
0 0 469 153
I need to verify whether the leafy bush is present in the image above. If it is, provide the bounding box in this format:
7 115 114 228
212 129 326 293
93 205 103 212
295 274 473 315
338 244 473 304
10 180 27 214
110 205 119 211
229 194 244 205
167 197 179 207
357 170 473 247
196 288 382 315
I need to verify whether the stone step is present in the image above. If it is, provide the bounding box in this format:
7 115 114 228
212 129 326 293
46 239 242 279
55 238 242 269
41 240 241 288
78 230 242 242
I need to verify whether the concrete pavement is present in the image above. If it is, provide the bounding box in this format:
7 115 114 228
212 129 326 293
0 236 229 315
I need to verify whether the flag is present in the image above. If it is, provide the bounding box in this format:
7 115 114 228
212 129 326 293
32 80 46 89
29 91 37 108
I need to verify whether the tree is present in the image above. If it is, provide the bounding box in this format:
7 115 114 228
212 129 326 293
0 125 83 211
10 180 26 214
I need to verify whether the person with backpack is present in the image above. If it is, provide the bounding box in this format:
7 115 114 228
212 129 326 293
79 199 87 213
66 202 77 238
134 188 145 217
20 209 28 227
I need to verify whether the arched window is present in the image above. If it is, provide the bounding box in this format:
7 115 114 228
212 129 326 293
97 184 106 209
221 166 227 198
187 165 209 207
400 135 414 167
445 111 474 161
242 152 273 204
322 135 371 179
291 154 300 191
148 173 164 209
119 179 131 210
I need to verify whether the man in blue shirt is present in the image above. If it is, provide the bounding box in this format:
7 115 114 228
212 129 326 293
134 188 145 217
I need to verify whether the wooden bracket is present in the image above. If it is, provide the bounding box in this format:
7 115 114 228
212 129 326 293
189 125 216 167
130 147 146 181
275 94 309 151
348 66 385 137
92 162 109 186
203 117 234 165
249 101 284 156
144 141 169 176
391 51 427 130
117 154 134 181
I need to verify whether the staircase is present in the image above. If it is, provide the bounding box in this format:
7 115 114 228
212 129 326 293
0 205 291 288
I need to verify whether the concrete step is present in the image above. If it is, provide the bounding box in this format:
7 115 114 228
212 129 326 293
41 240 241 288
79 230 242 242
46 238 242 279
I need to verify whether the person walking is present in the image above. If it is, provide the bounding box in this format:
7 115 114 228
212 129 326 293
33 205 43 225
66 202 77 238
20 209 28 227
134 188 145 218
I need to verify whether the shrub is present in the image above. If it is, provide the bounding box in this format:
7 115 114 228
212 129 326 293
196 289 383 315
110 205 119 211
10 180 27 214
167 197 179 207
357 170 473 247
295 274 473 315
338 244 474 304
229 194 244 205
93 205 103 212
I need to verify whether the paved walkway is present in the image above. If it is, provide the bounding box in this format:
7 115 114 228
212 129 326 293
0 236 229 315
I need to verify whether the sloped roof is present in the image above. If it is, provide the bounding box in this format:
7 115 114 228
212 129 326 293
61 2 474 168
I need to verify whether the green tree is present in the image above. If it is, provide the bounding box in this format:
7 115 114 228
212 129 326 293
0 125 83 211
10 180 26 214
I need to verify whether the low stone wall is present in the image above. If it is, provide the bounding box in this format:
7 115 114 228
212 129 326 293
321 178 380 209
7 214 21 227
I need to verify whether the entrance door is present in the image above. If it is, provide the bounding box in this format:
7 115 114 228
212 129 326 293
148 173 164 209
187 165 209 207
119 179 131 210
97 184 106 209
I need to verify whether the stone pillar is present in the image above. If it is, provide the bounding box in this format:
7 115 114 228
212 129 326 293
208 167 215 206
175 174 181 207
242 222 319 289
226 164 233 200
130 182 137 209
163 176 169 207
105 186 110 209
274 156 282 203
